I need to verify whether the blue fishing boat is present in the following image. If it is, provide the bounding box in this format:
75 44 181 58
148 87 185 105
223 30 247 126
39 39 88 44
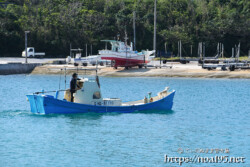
27 76 175 114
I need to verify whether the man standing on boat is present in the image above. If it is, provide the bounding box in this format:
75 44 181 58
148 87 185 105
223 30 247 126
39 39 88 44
70 73 80 102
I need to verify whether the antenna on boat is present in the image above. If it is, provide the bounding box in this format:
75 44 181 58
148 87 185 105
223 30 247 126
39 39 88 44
59 68 62 90
95 60 100 88
95 59 98 76
64 67 66 90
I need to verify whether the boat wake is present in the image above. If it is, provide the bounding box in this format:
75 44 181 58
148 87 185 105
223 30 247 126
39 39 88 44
0 109 31 117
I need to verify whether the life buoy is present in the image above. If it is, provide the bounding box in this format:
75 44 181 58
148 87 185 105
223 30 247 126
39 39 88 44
150 97 153 102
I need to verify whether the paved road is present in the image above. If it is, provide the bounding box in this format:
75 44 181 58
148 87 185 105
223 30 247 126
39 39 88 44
0 57 65 64
0 57 201 70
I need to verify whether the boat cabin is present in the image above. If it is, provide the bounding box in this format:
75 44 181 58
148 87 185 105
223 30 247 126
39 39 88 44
64 77 122 106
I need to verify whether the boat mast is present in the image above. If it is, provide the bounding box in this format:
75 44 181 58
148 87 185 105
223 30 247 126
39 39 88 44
133 11 136 51
125 30 128 67
153 0 157 56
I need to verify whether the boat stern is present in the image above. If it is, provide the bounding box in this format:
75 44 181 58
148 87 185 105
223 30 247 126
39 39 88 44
26 95 46 114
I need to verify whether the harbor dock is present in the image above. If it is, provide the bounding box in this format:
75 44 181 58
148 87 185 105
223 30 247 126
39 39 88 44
0 62 40 75
0 58 63 75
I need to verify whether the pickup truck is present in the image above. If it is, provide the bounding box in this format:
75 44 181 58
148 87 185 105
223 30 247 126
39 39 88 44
22 47 45 58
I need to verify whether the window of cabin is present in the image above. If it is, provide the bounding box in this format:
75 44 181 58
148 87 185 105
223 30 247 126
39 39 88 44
29 49 33 52
93 91 101 99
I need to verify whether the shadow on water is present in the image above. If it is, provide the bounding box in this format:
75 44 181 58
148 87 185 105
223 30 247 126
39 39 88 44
33 109 174 119
1 109 174 120
134 109 174 115
28 112 116 120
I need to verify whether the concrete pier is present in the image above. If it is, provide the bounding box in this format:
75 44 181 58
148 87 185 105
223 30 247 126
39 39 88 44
0 63 41 75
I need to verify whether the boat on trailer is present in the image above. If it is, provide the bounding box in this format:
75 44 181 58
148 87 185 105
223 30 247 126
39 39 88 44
27 76 175 114
99 40 155 69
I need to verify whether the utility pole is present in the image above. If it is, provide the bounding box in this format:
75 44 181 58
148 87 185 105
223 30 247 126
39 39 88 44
203 42 205 58
219 43 222 58
180 40 182 59
198 42 203 59
133 11 136 51
178 40 182 58
178 41 180 57
86 44 87 57
191 45 192 57
164 42 167 54
25 31 30 64
222 43 224 58
153 0 157 56
91 44 92 56
70 43 72 57
232 47 234 58
237 43 240 62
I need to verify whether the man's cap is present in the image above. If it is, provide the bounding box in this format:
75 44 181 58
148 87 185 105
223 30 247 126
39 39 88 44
72 73 78 77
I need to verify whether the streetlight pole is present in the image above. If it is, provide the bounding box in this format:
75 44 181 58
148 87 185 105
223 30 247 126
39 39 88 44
25 31 30 64
153 0 157 56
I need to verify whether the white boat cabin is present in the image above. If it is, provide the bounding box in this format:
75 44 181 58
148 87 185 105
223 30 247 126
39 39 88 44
64 77 122 106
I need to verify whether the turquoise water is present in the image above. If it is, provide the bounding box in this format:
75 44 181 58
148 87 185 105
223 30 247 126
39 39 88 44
0 75 249 167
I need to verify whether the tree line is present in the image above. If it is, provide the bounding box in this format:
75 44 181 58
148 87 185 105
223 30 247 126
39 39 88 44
0 0 249 57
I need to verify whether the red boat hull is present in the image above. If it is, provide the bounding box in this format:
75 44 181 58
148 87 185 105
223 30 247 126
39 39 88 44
101 57 149 68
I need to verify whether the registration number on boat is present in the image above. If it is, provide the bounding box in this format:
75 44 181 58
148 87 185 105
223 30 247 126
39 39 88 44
93 101 114 106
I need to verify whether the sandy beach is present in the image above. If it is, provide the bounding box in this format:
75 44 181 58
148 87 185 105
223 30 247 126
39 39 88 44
31 61 250 79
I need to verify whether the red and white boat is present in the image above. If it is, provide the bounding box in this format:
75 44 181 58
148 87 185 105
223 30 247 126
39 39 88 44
99 40 155 69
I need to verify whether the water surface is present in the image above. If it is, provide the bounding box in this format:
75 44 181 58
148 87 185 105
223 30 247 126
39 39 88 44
0 75 249 166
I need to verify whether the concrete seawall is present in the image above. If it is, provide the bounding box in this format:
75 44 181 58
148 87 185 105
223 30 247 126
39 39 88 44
0 63 41 75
